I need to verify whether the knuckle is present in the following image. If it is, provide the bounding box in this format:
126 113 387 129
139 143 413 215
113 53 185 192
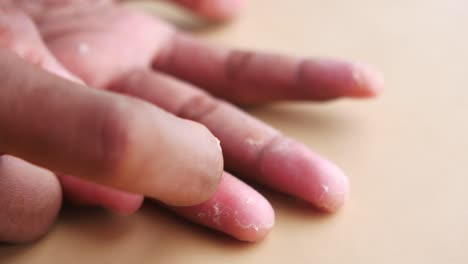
95 100 141 182
110 68 148 93
225 50 254 81
177 93 220 121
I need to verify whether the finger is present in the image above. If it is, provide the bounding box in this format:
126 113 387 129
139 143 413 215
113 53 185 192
0 155 62 243
168 0 247 21
58 174 144 216
0 9 145 216
0 49 223 206
110 70 349 211
0 7 218 210
170 172 274 242
154 33 383 104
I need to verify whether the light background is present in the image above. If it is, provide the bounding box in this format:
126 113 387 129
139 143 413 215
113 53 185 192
1 0 467 263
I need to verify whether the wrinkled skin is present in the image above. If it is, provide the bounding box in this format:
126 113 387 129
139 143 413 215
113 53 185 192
0 0 383 243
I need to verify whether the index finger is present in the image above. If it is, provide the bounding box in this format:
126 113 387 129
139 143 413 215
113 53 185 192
0 49 223 206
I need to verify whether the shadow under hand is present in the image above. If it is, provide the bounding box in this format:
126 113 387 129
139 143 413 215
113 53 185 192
0 203 254 263
245 102 353 138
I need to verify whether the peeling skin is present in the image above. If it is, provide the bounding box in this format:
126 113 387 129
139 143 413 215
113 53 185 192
245 137 265 148
233 210 273 233
202 201 268 232
233 211 259 232
212 202 222 226
258 137 349 212
318 192 347 212
267 138 291 155
171 173 275 242
197 212 206 218
316 182 348 212
235 219 260 232
244 137 269 161
317 184 330 206
214 137 222 152
78 42 89 55
321 184 329 193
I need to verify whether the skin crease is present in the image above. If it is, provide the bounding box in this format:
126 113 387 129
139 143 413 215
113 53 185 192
0 0 383 243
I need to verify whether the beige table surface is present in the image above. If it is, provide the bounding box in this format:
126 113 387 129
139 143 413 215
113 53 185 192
1 0 467 263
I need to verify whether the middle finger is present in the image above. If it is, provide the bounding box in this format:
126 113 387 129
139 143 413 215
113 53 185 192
110 69 349 212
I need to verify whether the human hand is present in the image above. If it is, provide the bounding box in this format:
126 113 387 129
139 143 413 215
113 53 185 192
0 0 383 243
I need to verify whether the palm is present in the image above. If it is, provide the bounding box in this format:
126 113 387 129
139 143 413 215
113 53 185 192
39 4 171 88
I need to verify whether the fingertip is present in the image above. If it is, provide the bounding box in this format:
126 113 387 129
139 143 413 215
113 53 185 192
259 138 349 212
190 122 225 203
172 173 275 242
166 120 224 206
232 195 275 242
311 160 350 213
352 61 385 97
299 58 384 100
290 143 350 213
226 179 275 242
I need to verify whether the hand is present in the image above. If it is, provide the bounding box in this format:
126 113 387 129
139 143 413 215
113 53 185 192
0 0 383 243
